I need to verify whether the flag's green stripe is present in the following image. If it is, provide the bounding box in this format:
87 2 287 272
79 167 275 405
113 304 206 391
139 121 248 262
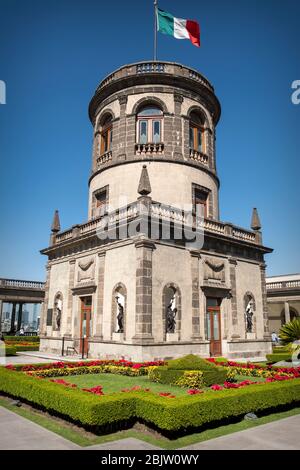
157 8 174 37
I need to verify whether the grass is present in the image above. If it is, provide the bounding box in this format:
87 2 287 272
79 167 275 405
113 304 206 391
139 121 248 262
0 395 299 450
49 372 267 393
49 373 189 396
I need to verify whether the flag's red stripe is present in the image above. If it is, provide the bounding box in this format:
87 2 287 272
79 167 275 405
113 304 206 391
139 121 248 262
186 20 200 47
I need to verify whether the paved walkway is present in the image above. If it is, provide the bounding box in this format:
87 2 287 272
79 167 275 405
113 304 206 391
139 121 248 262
183 415 300 450
0 406 299 450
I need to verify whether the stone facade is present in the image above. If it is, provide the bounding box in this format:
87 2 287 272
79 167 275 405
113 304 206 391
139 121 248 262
40 61 273 360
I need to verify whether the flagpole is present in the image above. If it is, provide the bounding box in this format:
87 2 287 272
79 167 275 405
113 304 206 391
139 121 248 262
154 0 158 60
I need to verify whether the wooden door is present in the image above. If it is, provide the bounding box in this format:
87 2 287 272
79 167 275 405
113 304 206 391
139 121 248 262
80 296 92 354
207 305 222 357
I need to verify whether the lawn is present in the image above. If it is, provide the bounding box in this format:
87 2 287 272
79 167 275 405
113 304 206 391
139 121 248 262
51 373 189 396
49 372 267 394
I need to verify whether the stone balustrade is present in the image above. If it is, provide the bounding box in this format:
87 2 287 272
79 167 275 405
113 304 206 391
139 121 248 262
0 278 45 290
135 143 164 156
96 150 112 167
95 61 214 94
189 149 209 165
266 280 300 291
52 200 260 247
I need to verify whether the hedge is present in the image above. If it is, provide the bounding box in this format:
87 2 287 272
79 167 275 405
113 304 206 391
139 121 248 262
28 365 147 378
148 366 227 387
0 367 299 433
4 336 40 343
13 345 40 352
0 346 16 356
266 353 292 363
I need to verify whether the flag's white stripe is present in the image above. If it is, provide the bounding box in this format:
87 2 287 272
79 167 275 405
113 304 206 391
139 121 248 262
174 17 189 40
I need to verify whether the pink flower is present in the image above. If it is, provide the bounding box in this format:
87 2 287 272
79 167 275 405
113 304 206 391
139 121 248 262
187 389 204 395
159 392 176 398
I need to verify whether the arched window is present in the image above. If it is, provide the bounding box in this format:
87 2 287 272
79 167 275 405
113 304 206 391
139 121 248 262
99 114 113 155
189 111 205 153
137 105 163 144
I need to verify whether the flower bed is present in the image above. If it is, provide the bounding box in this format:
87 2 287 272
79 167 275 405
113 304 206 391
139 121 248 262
207 358 300 380
0 366 299 435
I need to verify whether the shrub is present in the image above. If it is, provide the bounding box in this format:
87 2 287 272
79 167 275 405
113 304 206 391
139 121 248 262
0 345 16 356
28 364 149 378
4 336 40 343
148 356 227 387
266 353 292 363
167 354 215 370
175 371 204 389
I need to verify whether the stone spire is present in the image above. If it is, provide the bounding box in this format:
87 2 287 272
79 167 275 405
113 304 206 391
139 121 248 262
138 165 151 196
251 207 261 231
51 210 61 233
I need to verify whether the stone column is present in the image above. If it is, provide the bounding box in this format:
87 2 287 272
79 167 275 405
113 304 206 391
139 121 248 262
17 302 24 331
260 263 270 337
10 302 17 334
66 259 76 336
40 264 51 335
118 95 127 159
284 301 290 324
94 251 106 339
190 250 202 339
133 238 155 343
229 257 239 339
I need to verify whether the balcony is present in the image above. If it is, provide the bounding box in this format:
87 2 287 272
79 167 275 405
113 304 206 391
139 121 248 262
189 149 209 165
96 150 112 167
135 142 164 156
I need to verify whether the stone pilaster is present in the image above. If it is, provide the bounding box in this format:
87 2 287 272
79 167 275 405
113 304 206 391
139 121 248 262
94 251 106 339
133 238 155 343
118 95 127 159
260 262 270 337
40 264 51 335
173 93 183 158
190 250 202 339
229 257 239 339
66 259 76 335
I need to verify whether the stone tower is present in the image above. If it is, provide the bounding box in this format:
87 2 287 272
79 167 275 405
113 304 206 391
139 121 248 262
40 61 272 360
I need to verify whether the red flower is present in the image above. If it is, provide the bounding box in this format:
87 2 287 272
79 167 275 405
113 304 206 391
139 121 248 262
187 389 203 395
211 384 223 391
158 392 176 398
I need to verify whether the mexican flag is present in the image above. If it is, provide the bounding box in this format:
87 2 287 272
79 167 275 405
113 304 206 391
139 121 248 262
157 7 200 47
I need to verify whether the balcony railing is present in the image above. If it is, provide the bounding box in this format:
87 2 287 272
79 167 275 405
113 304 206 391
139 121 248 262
189 149 209 165
96 150 112 167
266 280 300 290
0 278 45 290
52 201 260 248
135 143 164 156
96 62 214 94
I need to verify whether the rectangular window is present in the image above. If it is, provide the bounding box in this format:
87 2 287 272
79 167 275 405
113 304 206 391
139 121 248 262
153 120 161 143
93 187 108 218
197 128 202 152
139 121 148 144
189 127 194 148
193 188 208 218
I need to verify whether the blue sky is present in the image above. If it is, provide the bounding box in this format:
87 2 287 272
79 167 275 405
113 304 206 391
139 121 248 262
0 0 299 280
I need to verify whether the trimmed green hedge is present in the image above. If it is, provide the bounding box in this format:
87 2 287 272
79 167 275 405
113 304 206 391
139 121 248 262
149 355 227 386
4 336 40 343
14 345 40 352
149 366 227 387
0 346 17 356
266 353 291 363
0 367 299 433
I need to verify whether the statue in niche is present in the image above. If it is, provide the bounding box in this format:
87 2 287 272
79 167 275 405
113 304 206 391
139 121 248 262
115 294 124 333
245 299 254 333
166 295 177 333
55 297 62 330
